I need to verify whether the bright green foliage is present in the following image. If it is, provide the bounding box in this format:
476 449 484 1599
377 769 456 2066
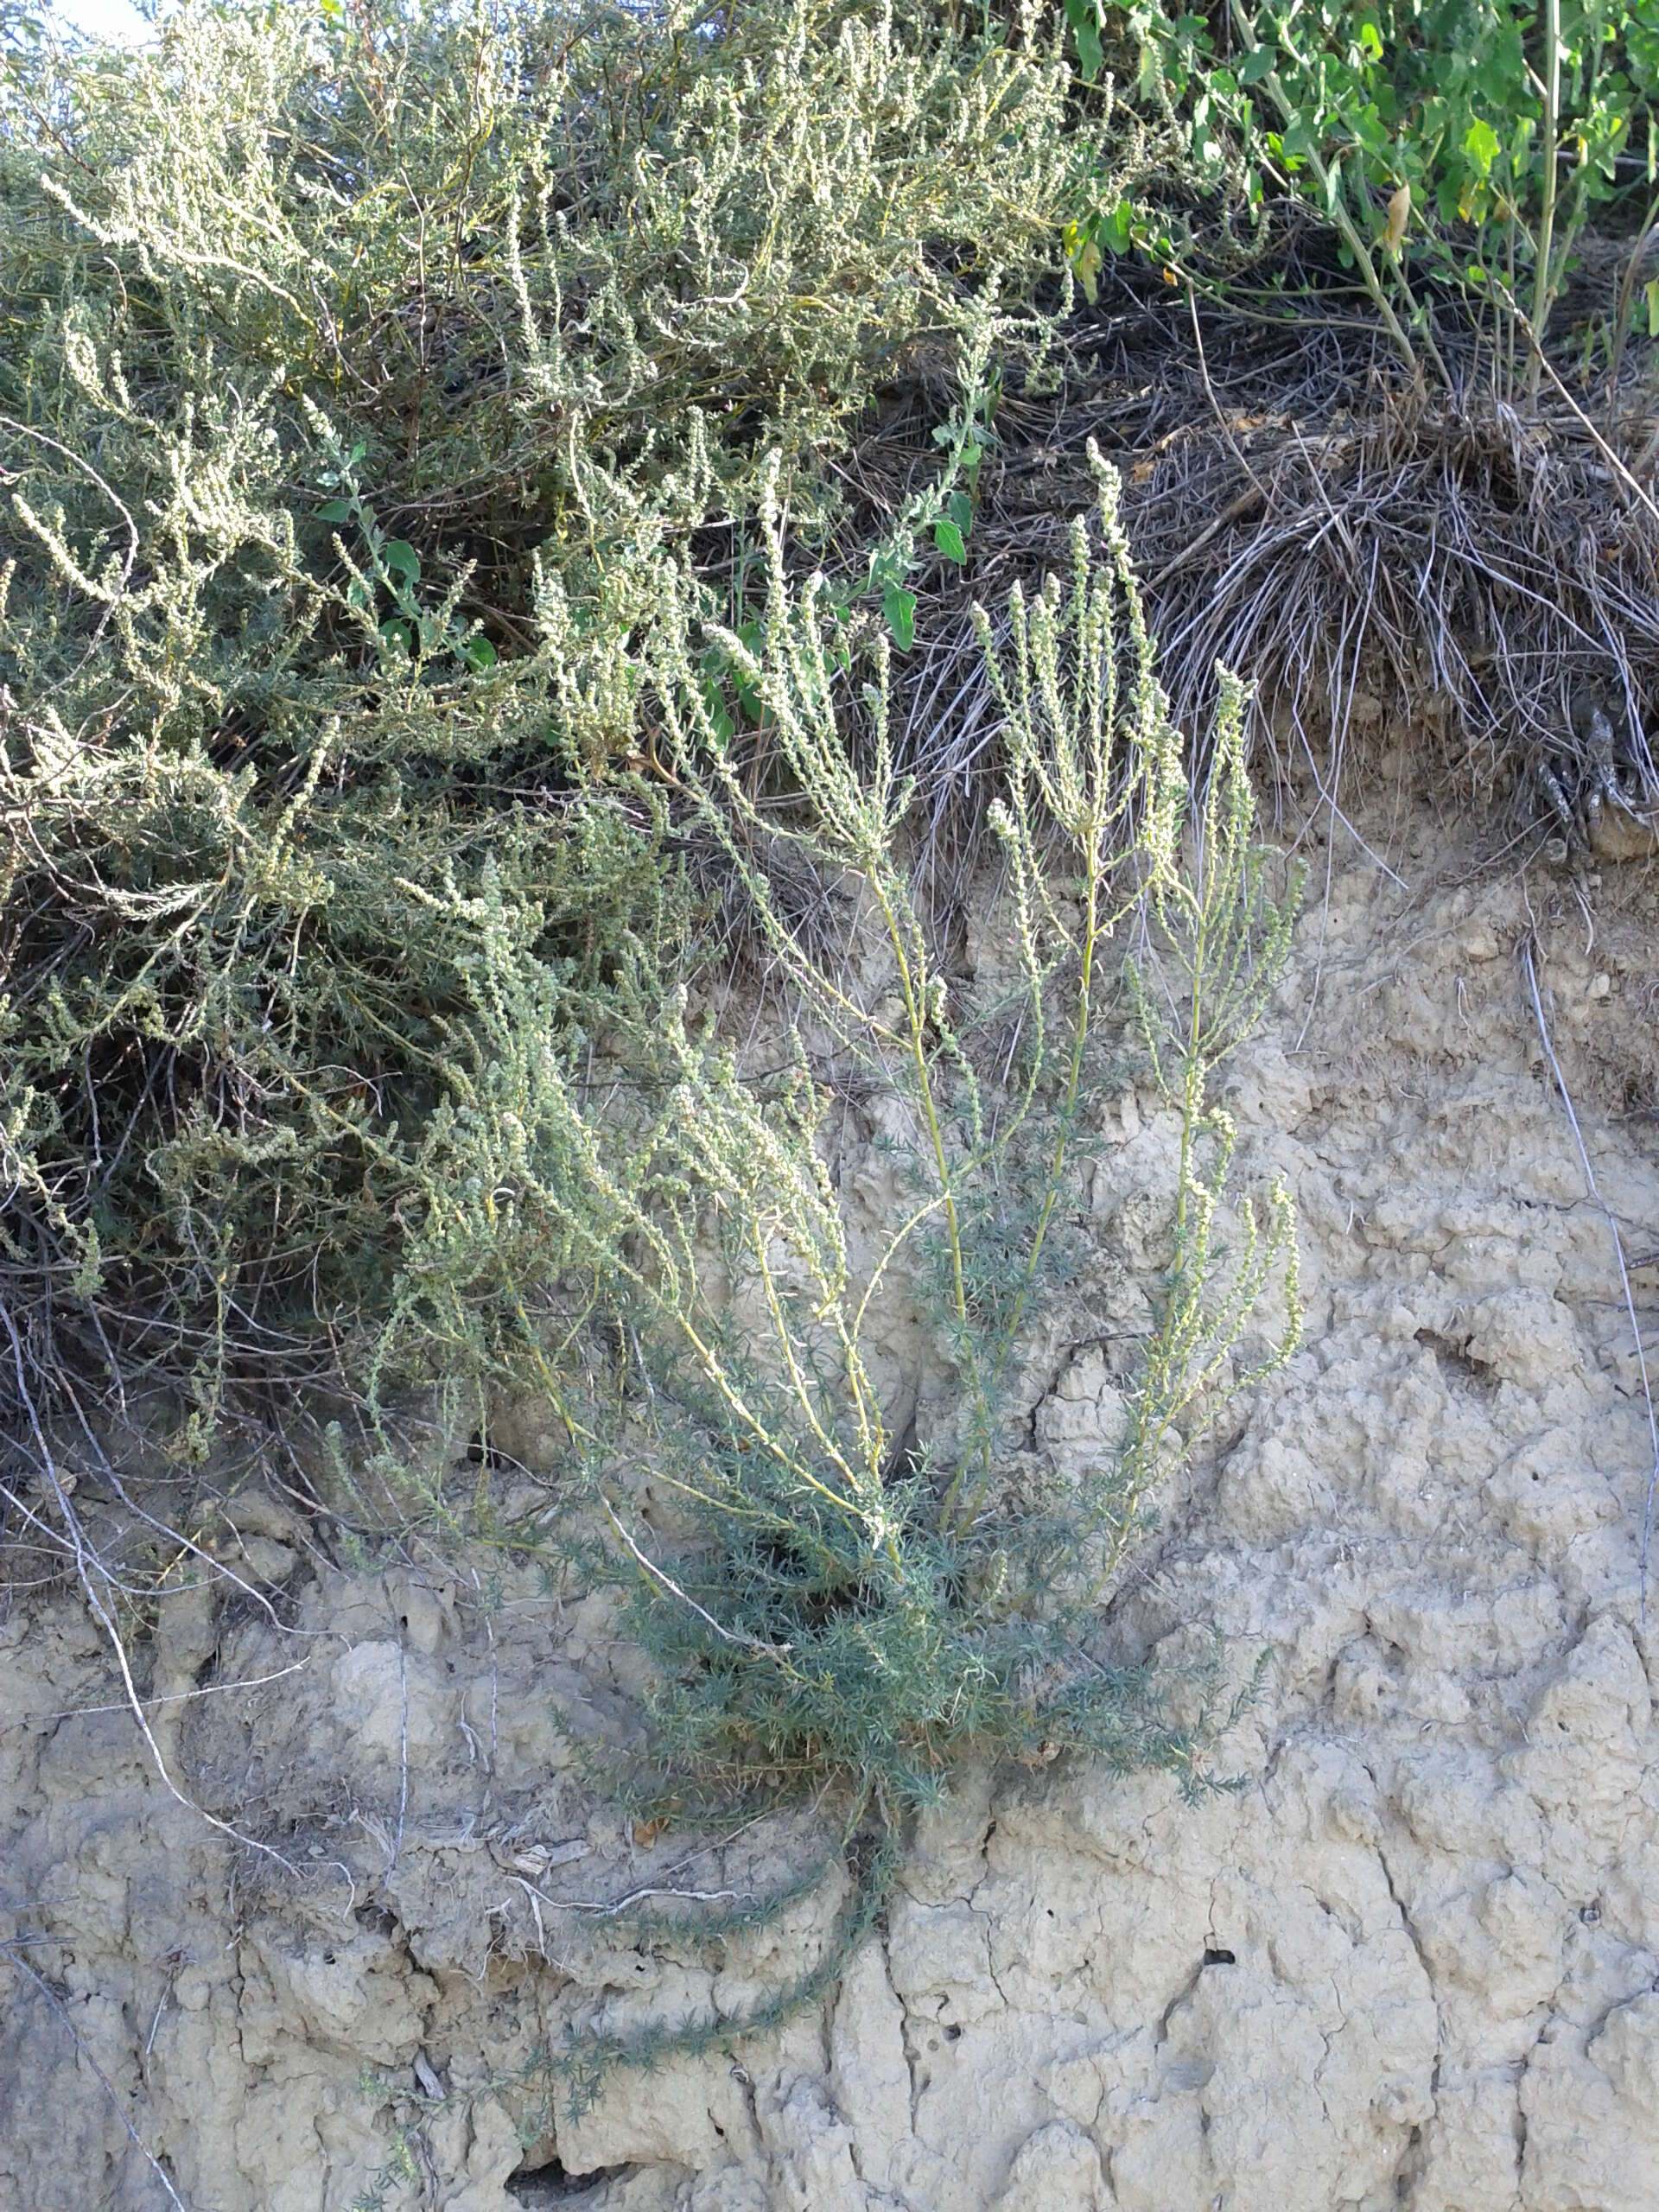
1067 2 1659 385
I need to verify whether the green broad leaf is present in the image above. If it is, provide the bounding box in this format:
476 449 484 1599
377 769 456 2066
316 499 353 524
1064 0 1103 80
1237 44 1277 87
378 619 413 657
1464 117 1500 177
383 538 420 586
346 580 374 613
699 680 735 742
934 518 967 565
883 586 916 652
1357 19 1382 62
346 441 366 467
1352 104 1387 156
461 636 497 672
1071 236 1103 302
947 490 974 535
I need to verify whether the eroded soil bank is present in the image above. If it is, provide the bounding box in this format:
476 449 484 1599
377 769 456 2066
4 801 1659 2212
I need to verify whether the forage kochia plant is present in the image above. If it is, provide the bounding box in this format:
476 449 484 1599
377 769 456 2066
425 443 1304 1854
385 445 1304 2110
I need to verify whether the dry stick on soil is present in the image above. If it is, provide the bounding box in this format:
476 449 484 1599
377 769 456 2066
39 1660 309 1722
0 1941 192 2212
1521 936 1659 1617
598 1495 794 1660
0 1306 302 1878
1145 482 1265 594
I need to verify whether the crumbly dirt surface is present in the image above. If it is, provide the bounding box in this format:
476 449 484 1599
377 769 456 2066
4 800 1659 2212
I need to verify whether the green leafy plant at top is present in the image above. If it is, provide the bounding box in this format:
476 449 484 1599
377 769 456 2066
1067 1 1659 391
